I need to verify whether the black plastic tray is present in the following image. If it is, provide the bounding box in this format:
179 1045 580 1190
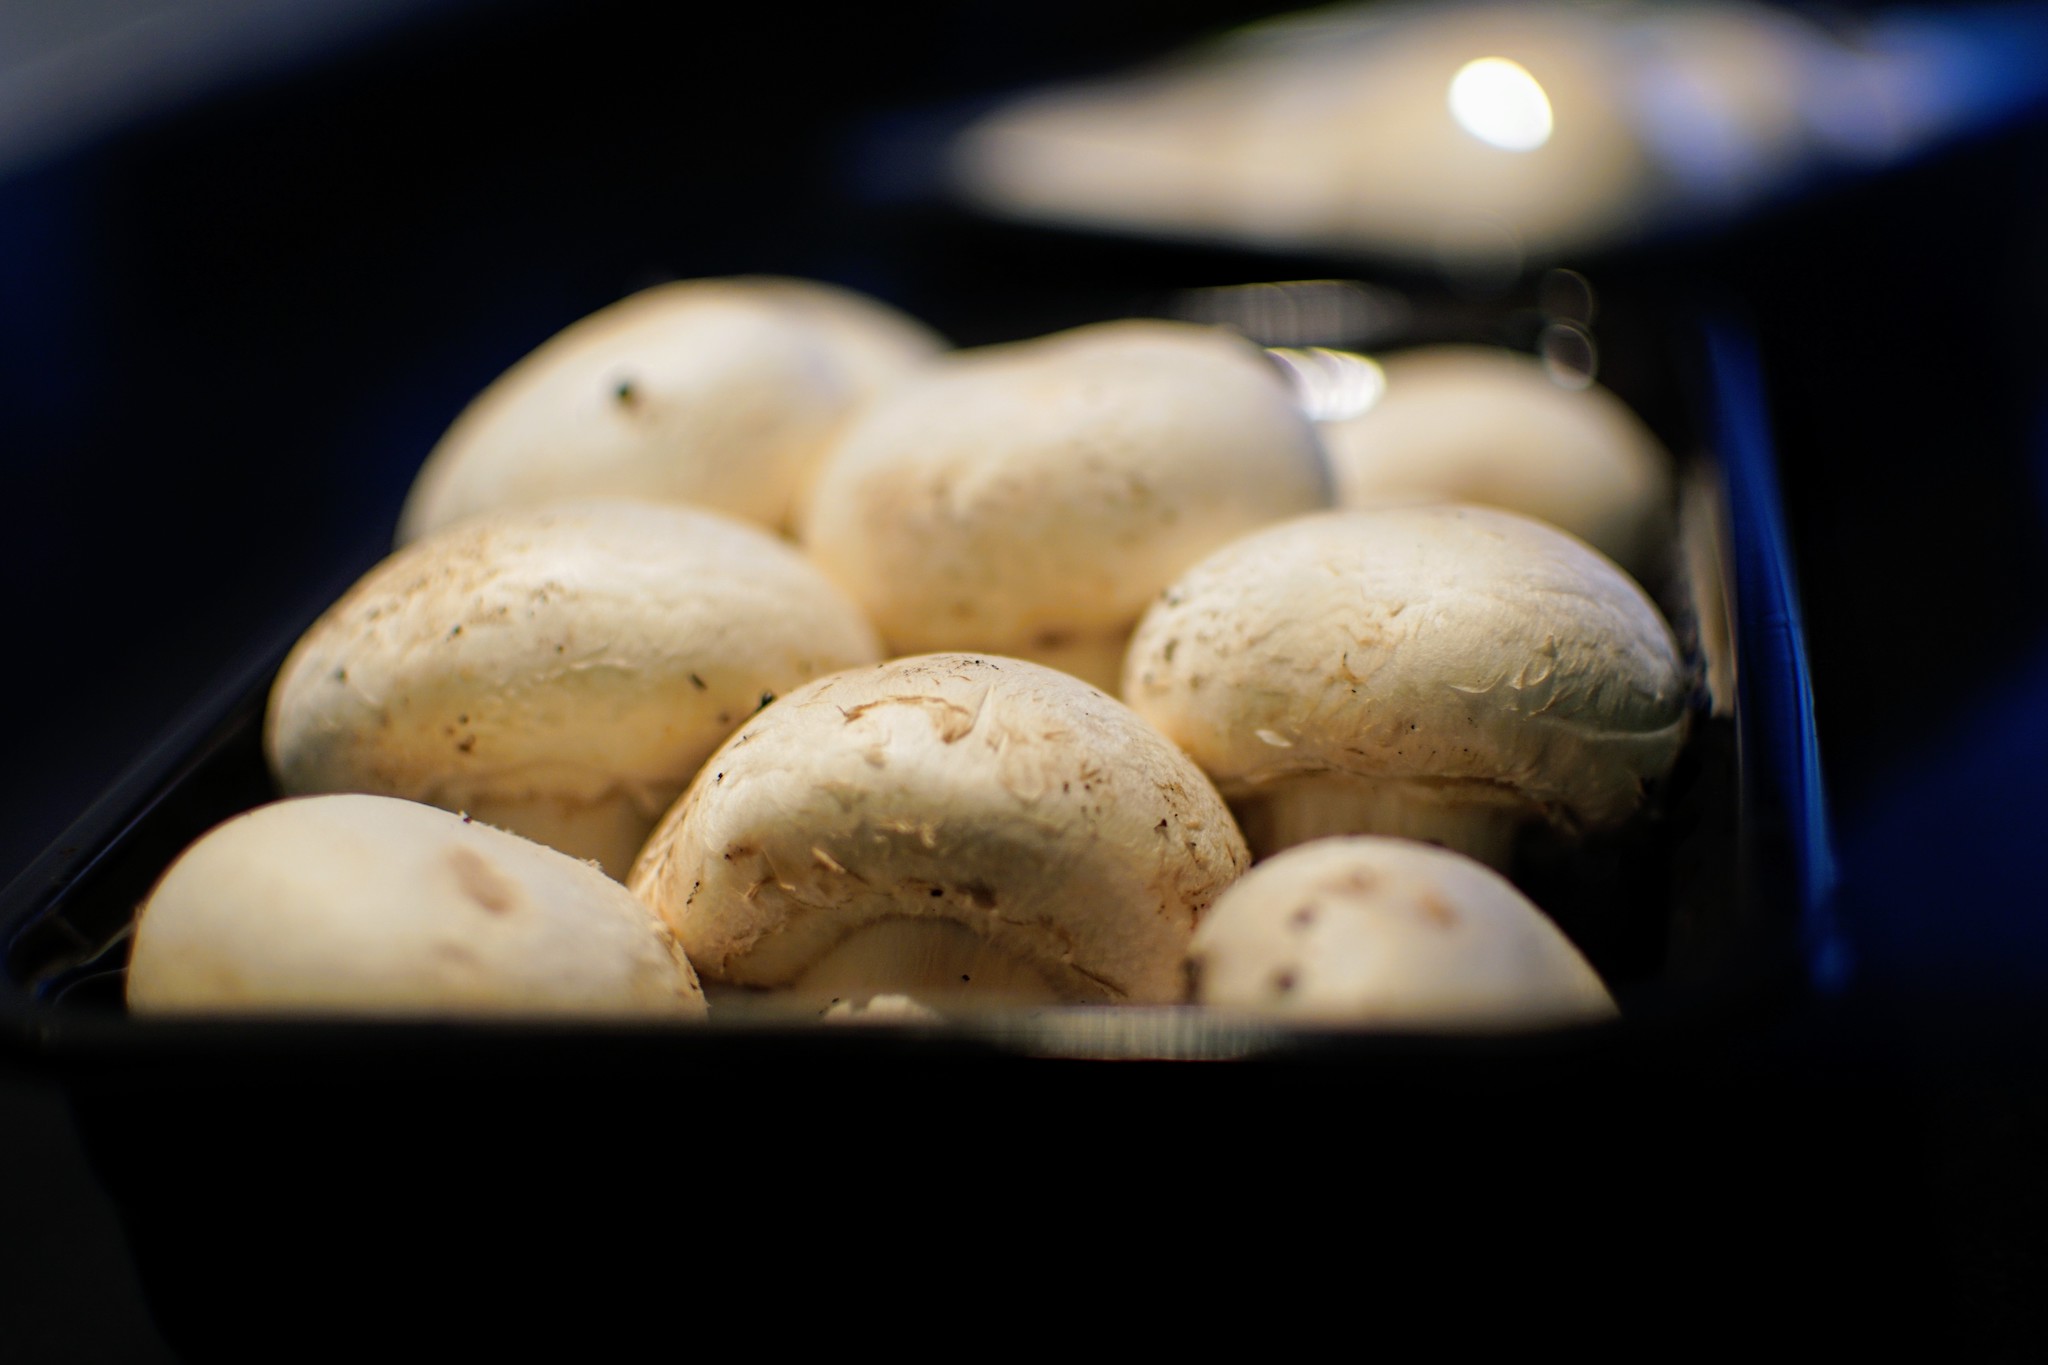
0 267 1832 1353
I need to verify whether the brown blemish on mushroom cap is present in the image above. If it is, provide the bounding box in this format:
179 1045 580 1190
837 692 984 744
447 846 519 914
1417 891 1459 928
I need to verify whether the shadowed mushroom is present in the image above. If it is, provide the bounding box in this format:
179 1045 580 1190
398 276 944 542
1315 345 1675 583
1123 504 1690 866
268 499 882 877
127 794 706 1018
629 654 1250 1015
1189 835 1614 1028
798 319 1331 690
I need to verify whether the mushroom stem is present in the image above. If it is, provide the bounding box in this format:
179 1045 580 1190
456 791 662 882
1013 628 1132 693
789 918 1067 1015
1231 774 1527 869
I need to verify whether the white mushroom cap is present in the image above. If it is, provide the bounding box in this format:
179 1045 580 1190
397 276 944 542
1190 836 1614 1028
798 319 1331 690
1122 504 1690 865
127 794 706 1018
1318 345 1674 582
629 654 1251 1013
268 498 883 877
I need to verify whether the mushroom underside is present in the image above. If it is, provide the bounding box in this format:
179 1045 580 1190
711 915 1075 1018
1226 770 1589 867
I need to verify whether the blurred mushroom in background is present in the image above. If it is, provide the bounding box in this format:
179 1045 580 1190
952 0 2048 279
1304 343 1675 583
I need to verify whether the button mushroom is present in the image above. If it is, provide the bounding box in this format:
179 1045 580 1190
267 498 883 877
1122 503 1691 867
629 654 1252 1014
798 319 1332 690
127 794 707 1018
1315 344 1674 583
1189 835 1615 1028
397 276 944 542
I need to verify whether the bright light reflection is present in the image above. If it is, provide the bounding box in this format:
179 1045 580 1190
1266 348 1387 422
1448 57 1554 151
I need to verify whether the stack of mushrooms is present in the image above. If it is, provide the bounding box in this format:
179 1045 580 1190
127 273 1693 1038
